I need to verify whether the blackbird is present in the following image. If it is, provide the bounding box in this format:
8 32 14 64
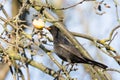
48 25 108 69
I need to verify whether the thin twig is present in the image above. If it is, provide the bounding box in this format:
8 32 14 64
109 25 120 40
106 68 120 73
47 52 72 79
113 0 120 24
0 3 9 18
54 0 95 10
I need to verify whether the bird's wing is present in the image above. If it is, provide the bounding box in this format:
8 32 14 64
58 43 84 59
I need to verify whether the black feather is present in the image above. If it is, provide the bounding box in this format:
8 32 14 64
49 25 108 69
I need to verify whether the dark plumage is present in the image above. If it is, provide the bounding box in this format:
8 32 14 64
48 25 108 69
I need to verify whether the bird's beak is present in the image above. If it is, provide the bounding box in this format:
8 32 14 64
45 27 51 30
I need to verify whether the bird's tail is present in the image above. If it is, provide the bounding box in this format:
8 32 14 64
84 58 108 69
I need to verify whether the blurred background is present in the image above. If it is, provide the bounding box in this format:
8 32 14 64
0 0 120 80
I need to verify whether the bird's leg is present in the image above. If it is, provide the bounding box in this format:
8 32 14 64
68 64 74 74
56 61 67 76
68 63 79 74
64 63 78 73
61 60 65 65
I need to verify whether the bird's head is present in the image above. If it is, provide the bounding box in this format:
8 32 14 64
46 25 60 37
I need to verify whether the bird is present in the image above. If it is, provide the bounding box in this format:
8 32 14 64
47 25 108 69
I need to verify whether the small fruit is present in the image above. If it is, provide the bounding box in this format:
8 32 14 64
32 19 45 30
